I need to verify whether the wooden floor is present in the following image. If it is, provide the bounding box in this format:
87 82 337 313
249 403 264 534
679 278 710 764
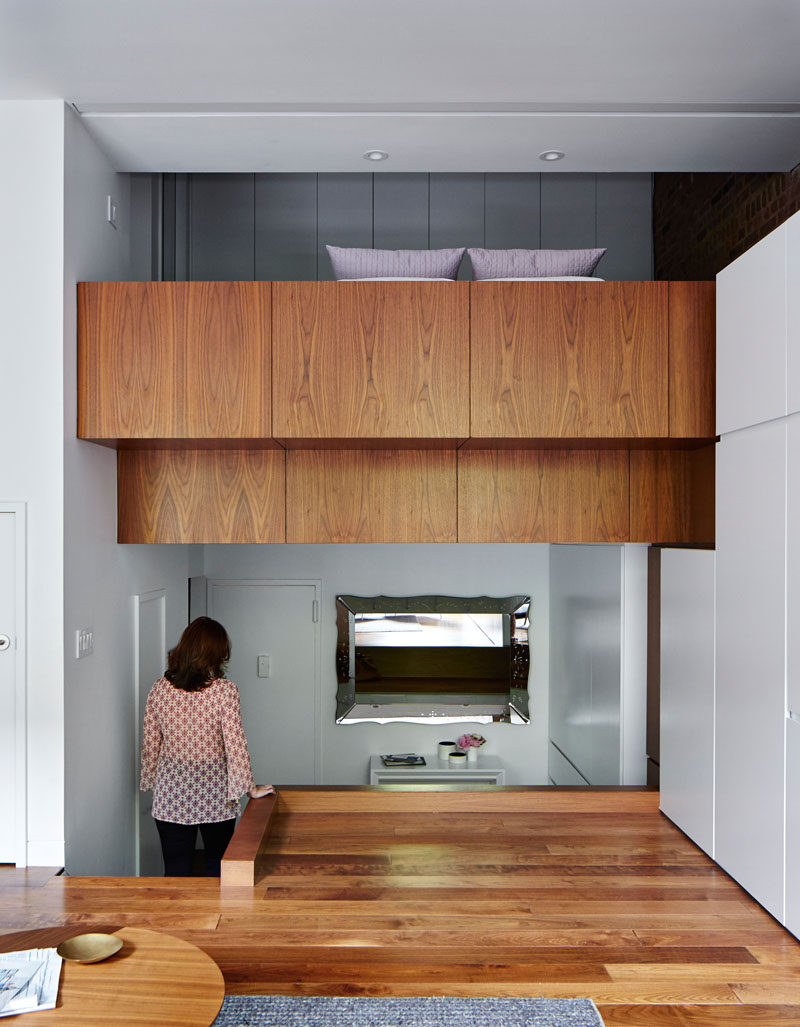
3 798 800 1026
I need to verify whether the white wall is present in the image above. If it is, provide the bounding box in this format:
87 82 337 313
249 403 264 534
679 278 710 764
202 544 551 785
548 544 647 787
0 101 67 866
62 107 195 875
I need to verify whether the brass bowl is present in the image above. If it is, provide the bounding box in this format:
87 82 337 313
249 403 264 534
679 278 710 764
56 933 123 963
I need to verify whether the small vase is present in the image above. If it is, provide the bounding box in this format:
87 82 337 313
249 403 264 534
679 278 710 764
466 746 479 763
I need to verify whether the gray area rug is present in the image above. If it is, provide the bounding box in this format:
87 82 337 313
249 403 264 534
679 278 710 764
212 995 605 1026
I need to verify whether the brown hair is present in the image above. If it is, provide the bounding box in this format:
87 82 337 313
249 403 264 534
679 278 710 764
165 617 231 692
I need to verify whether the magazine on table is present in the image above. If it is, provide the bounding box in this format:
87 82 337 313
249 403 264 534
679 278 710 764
380 753 426 766
0 949 61 1017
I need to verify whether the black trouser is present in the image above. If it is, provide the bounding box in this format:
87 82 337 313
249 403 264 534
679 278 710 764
154 818 236 877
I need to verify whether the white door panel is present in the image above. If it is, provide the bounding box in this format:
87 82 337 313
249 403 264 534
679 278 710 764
209 581 320 786
0 512 17 862
716 225 787 434
660 548 715 857
715 422 786 919
787 213 800 416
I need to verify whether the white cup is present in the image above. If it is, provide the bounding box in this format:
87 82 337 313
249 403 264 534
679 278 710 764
438 741 457 760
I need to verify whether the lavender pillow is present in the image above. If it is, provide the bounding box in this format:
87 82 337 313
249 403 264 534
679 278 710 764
468 247 606 280
326 245 465 281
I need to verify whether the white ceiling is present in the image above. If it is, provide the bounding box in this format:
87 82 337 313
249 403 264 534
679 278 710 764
1 0 799 172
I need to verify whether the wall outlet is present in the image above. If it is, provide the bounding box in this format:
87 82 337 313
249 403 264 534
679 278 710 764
257 653 271 678
76 627 94 659
106 194 118 229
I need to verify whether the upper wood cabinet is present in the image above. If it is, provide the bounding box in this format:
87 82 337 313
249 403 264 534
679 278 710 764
78 282 271 440
472 281 673 441
272 282 470 441
669 281 716 438
470 281 669 438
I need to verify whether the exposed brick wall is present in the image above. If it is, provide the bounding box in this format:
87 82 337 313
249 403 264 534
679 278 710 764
653 169 800 280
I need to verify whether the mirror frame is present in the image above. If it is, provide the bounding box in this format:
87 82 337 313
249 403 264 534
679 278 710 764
335 594 531 725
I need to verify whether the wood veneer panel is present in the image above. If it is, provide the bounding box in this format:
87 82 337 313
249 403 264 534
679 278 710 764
118 449 285 543
286 449 457 542
630 444 715 544
272 282 469 439
470 282 668 438
669 281 716 438
221 793 278 888
275 787 660 814
458 449 629 543
78 281 270 439
598 281 668 436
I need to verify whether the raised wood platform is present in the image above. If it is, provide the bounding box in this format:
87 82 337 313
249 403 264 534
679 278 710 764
3 790 800 1026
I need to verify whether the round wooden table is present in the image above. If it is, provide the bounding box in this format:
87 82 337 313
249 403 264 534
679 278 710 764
0 926 224 1025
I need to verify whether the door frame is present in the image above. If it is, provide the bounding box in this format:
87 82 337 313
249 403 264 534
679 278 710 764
0 502 27 867
132 588 167 876
207 578 323 783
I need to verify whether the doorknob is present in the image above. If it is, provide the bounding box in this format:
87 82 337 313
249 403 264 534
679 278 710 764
0 635 11 652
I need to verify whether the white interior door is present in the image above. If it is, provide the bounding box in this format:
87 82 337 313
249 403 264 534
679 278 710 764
134 589 167 876
209 581 320 785
0 509 21 863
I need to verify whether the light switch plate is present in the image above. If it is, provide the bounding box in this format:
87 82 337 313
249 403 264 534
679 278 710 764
76 627 94 659
257 653 270 678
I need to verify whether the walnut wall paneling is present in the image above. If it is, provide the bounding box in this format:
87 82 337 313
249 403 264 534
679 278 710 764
458 449 629 543
78 282 271 440
118 449 285 544
469 282 668 439
272 282 469 441
668 281 716 438
286 450 457 543
629 445 715 544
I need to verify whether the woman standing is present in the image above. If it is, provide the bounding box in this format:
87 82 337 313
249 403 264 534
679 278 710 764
140 616 273 876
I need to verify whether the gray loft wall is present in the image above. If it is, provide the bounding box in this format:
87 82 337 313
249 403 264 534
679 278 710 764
150 172 653 282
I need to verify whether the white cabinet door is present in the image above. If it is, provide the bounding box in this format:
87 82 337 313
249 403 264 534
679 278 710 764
789 416 800 716
787 213 800 416
716 224 786 435
660 548 715 858
786 717 800 939
715 420 786 919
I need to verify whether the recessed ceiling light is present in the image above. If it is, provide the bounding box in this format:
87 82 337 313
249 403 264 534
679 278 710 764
539 150 565 162
363 149 389 162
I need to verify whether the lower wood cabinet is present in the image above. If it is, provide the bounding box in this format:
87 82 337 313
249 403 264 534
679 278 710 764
116 443 716 545
285 450 457 543
458 449 629 543
118 449 285 544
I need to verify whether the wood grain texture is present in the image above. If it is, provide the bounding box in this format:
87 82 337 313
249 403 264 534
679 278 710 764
470 282 668 438
272 282 469 439
274 787 660 814
630 445 715 544
599 281 669 436
458 448 629 542
0 927 223 1026
78 281 270 439
5 796 800 1025
118 449 285 543
669 281 716 438
221 794 278 889
286 449 456 542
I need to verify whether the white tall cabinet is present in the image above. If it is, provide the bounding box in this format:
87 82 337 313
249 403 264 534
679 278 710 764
714 209 800 934
660 549 715 858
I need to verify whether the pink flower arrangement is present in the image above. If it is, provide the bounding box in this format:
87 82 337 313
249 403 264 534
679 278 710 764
457 733 486 750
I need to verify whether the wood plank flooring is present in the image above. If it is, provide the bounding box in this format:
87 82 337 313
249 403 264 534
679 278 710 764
3 805 800 1025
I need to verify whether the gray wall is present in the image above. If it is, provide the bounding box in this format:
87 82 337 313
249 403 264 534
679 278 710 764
201 543 551 786
549 544 623 786
149 172 653 282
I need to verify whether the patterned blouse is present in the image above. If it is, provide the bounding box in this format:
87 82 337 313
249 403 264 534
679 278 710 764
140 677 256 825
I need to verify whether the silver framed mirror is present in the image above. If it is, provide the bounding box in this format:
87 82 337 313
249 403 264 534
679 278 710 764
335 594 530 725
